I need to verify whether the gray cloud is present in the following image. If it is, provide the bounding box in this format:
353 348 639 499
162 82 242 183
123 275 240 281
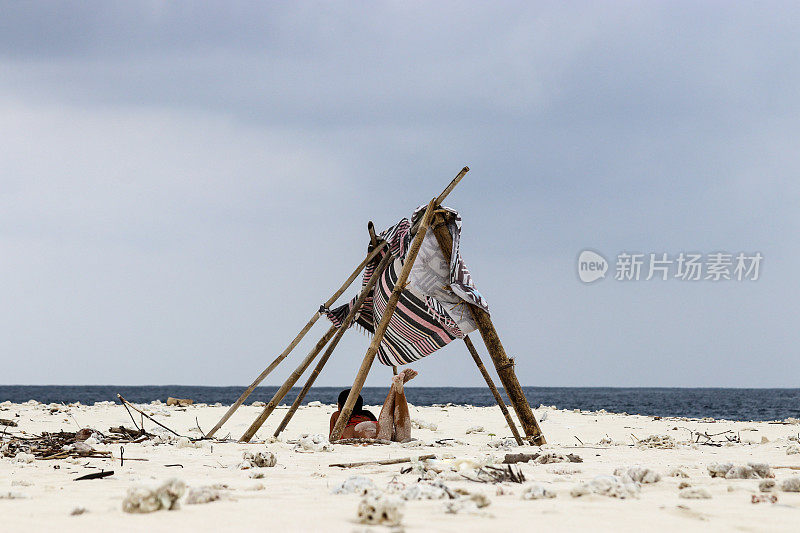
0 2 798 387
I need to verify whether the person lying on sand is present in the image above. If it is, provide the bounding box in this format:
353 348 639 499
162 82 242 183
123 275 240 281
329 369 418 442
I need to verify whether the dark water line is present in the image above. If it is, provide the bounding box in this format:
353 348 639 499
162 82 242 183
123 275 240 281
1 386 799 422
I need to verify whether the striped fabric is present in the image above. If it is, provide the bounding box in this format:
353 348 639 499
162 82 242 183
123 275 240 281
325 207 489 366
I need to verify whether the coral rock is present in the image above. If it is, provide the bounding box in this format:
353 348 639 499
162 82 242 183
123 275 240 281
122 479 186 513
780 477 800 492
521 484 556 500
185 487 220 505
357 495 403 525
614 466 661 484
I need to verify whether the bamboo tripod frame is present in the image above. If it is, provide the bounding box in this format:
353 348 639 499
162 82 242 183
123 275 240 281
208 167 545 445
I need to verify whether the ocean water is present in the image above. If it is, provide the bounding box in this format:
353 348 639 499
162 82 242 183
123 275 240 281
1 386 798 422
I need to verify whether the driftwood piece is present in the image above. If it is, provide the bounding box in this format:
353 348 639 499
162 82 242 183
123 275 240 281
330 454 436 468
74 470 114 481
108 426 146 439
0 418 18 427
331 199 437 441
272 251 395 438
206 241 388 438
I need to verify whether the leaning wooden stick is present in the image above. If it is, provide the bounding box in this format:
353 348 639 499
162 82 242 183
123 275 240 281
330 454 436 468
206 241 387 438
238 325 337 441
410 166 468 233
267 251 395 440
330 199 437 441
429 211 545 445
463 335 524 445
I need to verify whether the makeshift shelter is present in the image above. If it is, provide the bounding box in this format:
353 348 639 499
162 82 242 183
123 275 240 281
206 168 545 445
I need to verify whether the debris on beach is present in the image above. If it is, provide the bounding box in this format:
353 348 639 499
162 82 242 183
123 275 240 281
411 418 438 431
70 507 87 516
614 466 662 484
461 464 526 484
357 494 403 526
332 476 376 495
0 491 29 500
239 450 277 469
668 468 690 478
166 397 194 407
502 453 539 464
571 475 640 499
636 434 676 449
400 481 453 500
521 484 556 500
780 477 800 492
487 437 519 449
534 452 583 465
294 434 332 453
443 492 491 514
185 487 221 505
175 436 202 449
707 462 773 479
679 487 712 499
465 425 484 434
1 430 113 461
122 479 186 513
14 451 35 463
759 479 776 492
74 470 114 481
786 445 799 455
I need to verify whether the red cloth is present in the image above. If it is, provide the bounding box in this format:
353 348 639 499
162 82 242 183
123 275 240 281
346 414 376 428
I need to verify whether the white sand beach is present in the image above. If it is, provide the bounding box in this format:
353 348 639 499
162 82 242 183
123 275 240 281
2 399 799 532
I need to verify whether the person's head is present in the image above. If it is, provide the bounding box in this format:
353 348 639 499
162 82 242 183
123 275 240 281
337 389 363 412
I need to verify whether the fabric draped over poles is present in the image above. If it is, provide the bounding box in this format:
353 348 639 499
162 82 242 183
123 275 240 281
325 206 489 366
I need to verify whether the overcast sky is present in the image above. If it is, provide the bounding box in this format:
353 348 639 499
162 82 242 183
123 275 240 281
1 2 798 388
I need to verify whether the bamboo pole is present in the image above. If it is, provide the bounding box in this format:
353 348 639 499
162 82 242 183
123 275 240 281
330 454 436 468
330 199 437 441
238 325 337 441
206 242 387 438
271 250 395 438
463 335 523 445
410 167 469 233
429 211 545 445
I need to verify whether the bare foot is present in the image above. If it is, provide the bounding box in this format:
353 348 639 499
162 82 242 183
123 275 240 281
401 369 418 383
